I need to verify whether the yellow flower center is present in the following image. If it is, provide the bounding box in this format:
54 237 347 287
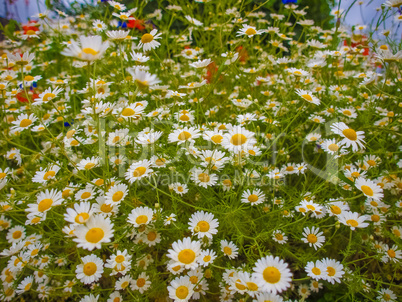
20 119 32 127
141 33 154 44
302 94 313 102
248 194 259 203
133 166 147 177
196 221 210 232
135 215 148 225
328 144 339 152
203 255 211 262
43 171 56 180
178 131 192 141
178 249 196 264
12 230 22 239
84 163 95 170
387 249 396 258
230 134 247 146
176 286 189 299
83 262 97 275
361 185 374 196
211 135 223 144
327 266 335 276
312 267 321 275
81 192 91 199
137 278 146 287
82 48 98 56
121 108 135 116
223 246 232 255
198 173 210 183
112 191 124 202
346 219 358 227
245 28 257 36
85 227 104 243
331 205 341 214
43 93 55 103
38 198 53 212
342 128 357 141
307 234 317 243
75 213 89 224
263 267 281 284
343 110 352 116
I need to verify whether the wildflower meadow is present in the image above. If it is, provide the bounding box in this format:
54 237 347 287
0 0 401 301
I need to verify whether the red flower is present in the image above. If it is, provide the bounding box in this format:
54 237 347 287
127 19 145 30
16 91 39 103
236 46 249 63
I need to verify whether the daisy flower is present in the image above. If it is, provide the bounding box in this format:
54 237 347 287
106 30 129 41
73 215 114 250
11 113 37 132
26 189 63 216
129 68 161 87
252 255 292 294
64 201 93 225
16 275 34 294
125 160 153 183
355 177 384 201
115 275 133 290
295 89 320 105
301 226 325 250
272 230 288 244
188 211 219 239
189 58 212 68
305 260 328 280
168 275 194 302
168 127 201 144
198 249 216 267
222 125 257 153
190 167 218 188
6 225 26 243
131 272 151 293
320 258 344 284
241 189 266 205
75 186 96 201
76 157 100 171
167 237 201 270
127 206 155 228
382 244 402 263
254 292 283 302
236 24 264 37
330 122 365 151
138 29 162 51
92 20 107 32
221 239 239 259
164 213 177 225
377 288 397 302
171 183 188 195
75 254 104 284
62 35 109 61
105 183 128 205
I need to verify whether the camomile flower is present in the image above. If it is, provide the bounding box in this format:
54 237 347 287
189 58 212 68
115 275 133 290
64 202 94 225
241 189 266 205
6 225 26 243
167 237 201 270
118 103 144 120
338 211 369 230
33 87 63 106
302 226 325 250
138 29 162 51
62 35 109 61
320 258 344 284
252 255 292 294
221 239 239 259
75 186 96 201
106 30 129 41
295 89 320 105
171 183 188 195
164 213 177 225
254 292 283 302
190 167 218 188
330 122 365 151
326 200 349 216
168 127 201 144
127 206 155 228
168 275 194 302
108 0 126 10
92 20 107 32
73 215 114 250
32 164 60 183
129 68 161 87
135 130 163 145
76 157 100 171
125 160 153 183
305 260 328 281
377 288 397 302
75 254 104 284
185 15 203 26
130 51 150 63
272 230 288 244
355 177 384 201
198 249 216 267
16 275 34 295
105 183 128 205
26 189 63 216
222 125 256 153
188 211 219 239
236 24 264 37
131 272 151 293
11 113 37 132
